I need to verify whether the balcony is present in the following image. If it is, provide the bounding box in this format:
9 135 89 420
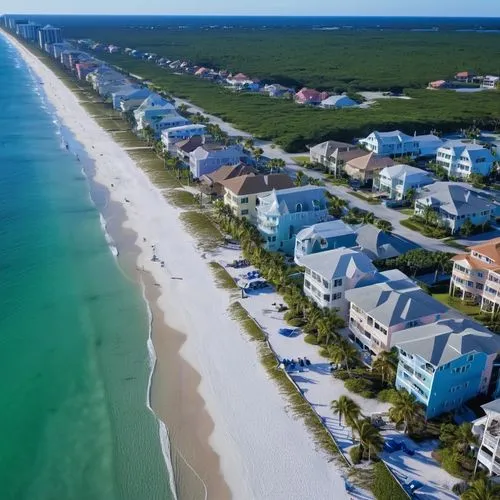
483 432 500 451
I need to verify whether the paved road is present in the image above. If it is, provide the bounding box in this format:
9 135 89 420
173 96 465 254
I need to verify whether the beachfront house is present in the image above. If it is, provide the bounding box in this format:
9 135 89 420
455 71 476 83
414 182 495 234
343 152 395 184
111 84 143 110
200 164 257 197
294 88 329 106
256 186 329 255
435 140 497 179
189 144 244 179
395 318 500 419
320 95 357 109
345 272 447 355
133 95 183 136
359 130 443 158
221 173 294 221
473 399 500 478
263 84 292 98
294 220 358 264
373 164 434 200
161 124 207 152
75 61 99 81
226 73 254 87
117 87 152 112
450 238 500 312
301 248 378 317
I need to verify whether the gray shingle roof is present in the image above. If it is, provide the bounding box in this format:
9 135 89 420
355 224 418 260
416 182 494 216
395 318 500 367
345 276 447 327
301 247 376 280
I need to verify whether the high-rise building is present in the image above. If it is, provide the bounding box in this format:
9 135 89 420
38 25 62 48
17 22 41 42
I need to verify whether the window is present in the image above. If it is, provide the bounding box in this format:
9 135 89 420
323 279 329 288
405 320 419 329
304 280 311 289
332 292 342 300
240 197 249 204
241 209 249 215
467 354 474 362
295 203 303 212
333 278 343 287
323 294 330 301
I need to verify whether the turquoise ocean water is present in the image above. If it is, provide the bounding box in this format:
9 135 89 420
0 36 173 500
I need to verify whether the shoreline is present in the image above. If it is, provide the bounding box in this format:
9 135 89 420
4 31 350 499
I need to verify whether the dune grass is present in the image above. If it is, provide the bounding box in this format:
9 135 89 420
179 211 224 251
208 262 239 290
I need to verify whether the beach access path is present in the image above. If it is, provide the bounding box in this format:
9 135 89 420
3 33 352 499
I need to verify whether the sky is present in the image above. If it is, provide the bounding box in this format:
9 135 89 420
2 0 500 17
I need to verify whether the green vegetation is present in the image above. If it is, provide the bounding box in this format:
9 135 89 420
80 50 500 152
208 262 238 290
400 216 451 238
372 462 410 500
179 211 223 250
433 293 481 317
434 422 478 479
349 191 381 204
375 248 454 277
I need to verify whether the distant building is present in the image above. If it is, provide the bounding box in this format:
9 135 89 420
16 22 41 42
295 87 329 105
118 88 152 113
482 75 500 89
38 25 62 49
308 140 361 176
221 173 294 221
320 95 357 109
302 247 378 316
428 80 449 89
395 318 500 419
373 164 434 200
256 186 329 254
436 140 497 179
414 182 495 234
455 71 476 83
200 164 257 197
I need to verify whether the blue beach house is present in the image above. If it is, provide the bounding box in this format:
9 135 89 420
256 186 329 255
395 318 500 419
294 220 357 264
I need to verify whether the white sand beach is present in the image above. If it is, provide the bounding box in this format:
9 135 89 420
3 33 351 499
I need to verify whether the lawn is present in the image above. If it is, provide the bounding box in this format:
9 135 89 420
349 191 381 204
398 208 414 216
400 217 450 239
292 156 310 166
432 293 481 317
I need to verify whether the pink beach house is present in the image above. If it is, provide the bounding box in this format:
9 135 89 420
295 87 329 105
195 67 209 77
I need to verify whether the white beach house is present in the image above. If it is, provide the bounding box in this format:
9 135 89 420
373 164 434 200
189 144 244 179
161 124 207 152
435 140 497 179
359 130 443 158
301 247 378 317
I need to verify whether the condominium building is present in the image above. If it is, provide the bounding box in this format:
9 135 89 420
38 25 62 49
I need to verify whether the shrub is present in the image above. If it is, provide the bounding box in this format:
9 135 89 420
286 317 306 327
377 388 399 403
436 448 466 478
344 378 374 396
349 445 362 464
333 371 350 381
452 482 468 496
304 334 319 345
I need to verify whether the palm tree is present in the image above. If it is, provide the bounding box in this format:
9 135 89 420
330 395 361 427
316 317 336 345
461 478 500 500
405 187 417 205
327 338 359 374
453 422 477 456
375 219 393 233
388 389 423 434
243 138 254 151
361 211 375 225
422 204 438 226
177 103 189 116
354 419 384 461
253 147 264 163
372 351 396 385
295 170 305 186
